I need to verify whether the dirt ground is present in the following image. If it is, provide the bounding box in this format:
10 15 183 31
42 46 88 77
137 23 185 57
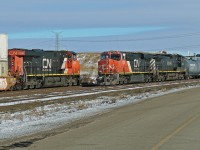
1 85 200 150
0 79 199 150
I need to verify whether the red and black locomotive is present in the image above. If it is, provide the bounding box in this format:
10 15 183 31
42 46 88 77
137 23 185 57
8 48 80 89
97 51 188 85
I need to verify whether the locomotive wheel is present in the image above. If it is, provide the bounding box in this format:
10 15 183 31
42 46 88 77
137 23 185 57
15 84 23 90
29 85 35 89
64 82 68 87
36 83 42 89
73 80 78 86
144 77 149 83
67 77 73 86
68 82 73 86
9 86 14 91
123 78 128 84
23 85 29 90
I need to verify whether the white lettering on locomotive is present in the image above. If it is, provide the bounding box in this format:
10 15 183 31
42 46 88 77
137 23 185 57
167 61 172 66
42 58 52 71
190 64 196 67
134 59 139 68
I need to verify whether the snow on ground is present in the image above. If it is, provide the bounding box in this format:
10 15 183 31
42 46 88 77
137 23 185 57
0 83 183 107
0 85 199 140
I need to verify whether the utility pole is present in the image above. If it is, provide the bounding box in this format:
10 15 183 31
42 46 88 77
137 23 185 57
52 31 62 51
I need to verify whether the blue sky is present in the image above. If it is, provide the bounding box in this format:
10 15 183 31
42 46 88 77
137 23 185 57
1 0 200 55
9 27 167 39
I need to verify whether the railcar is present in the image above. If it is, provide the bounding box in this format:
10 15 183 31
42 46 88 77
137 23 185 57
0 34 16 91
8 48 80 90
97 51 187 85
185 55 200 78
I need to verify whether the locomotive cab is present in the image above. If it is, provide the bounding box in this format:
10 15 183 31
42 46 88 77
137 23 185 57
97 51 132 85
64 51 80 75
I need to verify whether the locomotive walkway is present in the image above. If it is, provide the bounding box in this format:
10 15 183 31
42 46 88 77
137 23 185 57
12 86 200 150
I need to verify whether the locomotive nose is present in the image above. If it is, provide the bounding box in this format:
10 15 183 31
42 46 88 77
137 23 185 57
98 59 111 74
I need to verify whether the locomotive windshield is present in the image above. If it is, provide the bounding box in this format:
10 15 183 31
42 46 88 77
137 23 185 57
111 54 121 61
100 53 121 61
67 54 77 60
101 53 110 60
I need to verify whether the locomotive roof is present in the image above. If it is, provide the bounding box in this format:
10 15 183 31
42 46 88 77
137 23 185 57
9 48 77 55
102 50 182 56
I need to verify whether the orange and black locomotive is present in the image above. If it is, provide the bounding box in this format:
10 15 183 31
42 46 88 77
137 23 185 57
8 48 80 89
97 51 188 85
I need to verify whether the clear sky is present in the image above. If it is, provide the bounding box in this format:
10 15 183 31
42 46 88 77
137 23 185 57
1 0 200 55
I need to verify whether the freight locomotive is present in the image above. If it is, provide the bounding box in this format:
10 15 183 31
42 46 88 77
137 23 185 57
8 48 80 90
97 50 189 85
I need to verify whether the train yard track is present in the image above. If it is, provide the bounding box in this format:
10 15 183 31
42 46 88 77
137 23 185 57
0 79 200 112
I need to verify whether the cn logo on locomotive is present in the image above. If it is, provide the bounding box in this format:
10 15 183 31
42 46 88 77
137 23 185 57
134 59 139 68
8 51 25 56
42 58 52 71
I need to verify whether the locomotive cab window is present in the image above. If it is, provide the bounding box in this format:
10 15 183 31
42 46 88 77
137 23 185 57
111 54 121 61
67 55 72 59
101 53 110 60
122 53 126 60
73 55 77 60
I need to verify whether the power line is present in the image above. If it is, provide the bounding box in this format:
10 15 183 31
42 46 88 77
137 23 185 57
61 31 200 43
23 39 53 48
20 31 200 52
151 44 200 51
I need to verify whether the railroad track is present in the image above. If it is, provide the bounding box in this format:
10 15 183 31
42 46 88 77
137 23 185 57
0 79 200 109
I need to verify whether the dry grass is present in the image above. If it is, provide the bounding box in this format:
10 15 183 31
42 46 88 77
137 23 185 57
3 113 13 121
77 103 88 110
77 53 100 76
14 114 24 121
